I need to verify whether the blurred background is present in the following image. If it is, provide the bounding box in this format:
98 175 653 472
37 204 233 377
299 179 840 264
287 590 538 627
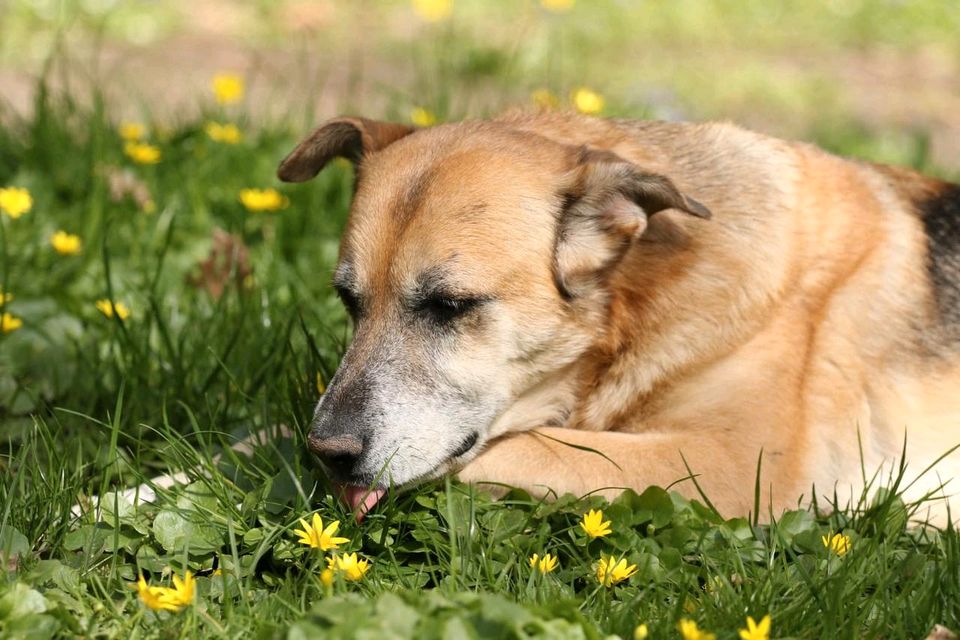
2 0 959 171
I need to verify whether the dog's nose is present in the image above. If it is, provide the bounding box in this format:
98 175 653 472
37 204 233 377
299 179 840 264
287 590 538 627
307 433 363 477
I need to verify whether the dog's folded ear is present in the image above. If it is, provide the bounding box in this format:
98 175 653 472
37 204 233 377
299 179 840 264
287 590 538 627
565 148 711 231
277 117 416 183
554 148 711 297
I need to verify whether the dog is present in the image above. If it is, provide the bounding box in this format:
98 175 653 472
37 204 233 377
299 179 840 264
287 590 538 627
277 111 960 524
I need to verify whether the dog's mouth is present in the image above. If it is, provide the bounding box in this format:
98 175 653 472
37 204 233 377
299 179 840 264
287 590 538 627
450 431 479 459
335 484 387 521
333 431 482 521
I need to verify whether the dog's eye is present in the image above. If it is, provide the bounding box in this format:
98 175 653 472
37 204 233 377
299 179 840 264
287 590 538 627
419 295 482 325
335 286 362 319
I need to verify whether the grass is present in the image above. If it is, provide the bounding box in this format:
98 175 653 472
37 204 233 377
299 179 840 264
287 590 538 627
2 6 960 637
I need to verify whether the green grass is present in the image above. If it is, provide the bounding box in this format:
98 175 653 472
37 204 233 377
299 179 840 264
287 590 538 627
2 56 960 640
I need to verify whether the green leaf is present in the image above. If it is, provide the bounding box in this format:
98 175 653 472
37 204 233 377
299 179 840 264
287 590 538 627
0 525 30 561
243 527 264 545
480 508 527 544
0 583 48 619
776 510 817 546
63 525 110 554
373 593 420 636
26 560 80 592
99 491 139 524
612 486 675 528
152 509 222 554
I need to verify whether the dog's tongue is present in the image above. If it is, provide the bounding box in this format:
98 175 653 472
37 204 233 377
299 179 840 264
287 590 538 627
337 484 387 521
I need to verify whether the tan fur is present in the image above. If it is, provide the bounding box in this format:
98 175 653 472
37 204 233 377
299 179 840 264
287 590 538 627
281 112 960 524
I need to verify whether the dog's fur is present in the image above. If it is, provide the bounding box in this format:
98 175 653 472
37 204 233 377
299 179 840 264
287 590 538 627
279 112 960 523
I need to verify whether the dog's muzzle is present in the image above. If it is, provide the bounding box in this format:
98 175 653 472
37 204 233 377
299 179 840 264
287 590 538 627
307 429 387 521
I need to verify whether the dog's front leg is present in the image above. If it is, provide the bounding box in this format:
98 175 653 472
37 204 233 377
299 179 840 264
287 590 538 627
456 426 768 515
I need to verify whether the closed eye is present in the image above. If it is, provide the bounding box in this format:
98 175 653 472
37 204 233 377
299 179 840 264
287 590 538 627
418 294 484 325
334 285 362 319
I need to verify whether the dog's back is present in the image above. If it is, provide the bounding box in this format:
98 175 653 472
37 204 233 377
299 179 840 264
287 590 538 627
876 165 960 344
494 113 960 519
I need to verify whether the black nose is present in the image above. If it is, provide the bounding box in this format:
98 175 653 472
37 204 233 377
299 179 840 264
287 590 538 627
307 433 363 478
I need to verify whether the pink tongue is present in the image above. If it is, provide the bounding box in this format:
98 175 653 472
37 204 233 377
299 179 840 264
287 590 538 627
337 485 387 521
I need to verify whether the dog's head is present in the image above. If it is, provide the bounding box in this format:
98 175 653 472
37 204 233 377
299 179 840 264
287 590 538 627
278 115 710 502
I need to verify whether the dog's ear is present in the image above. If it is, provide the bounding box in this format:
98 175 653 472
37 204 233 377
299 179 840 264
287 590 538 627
554 148 711 297
277 117 416 183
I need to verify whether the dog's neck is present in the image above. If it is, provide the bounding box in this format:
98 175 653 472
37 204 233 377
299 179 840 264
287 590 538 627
514 117 804 434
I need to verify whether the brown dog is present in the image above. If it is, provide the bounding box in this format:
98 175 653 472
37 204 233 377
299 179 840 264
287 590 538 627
278 112 960 523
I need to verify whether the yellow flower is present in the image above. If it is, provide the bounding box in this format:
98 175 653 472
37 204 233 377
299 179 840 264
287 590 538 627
822 532 851 556
579 508 612 538
316 372 326 395
540 0 574 12
739 615 771 640
1 312 22 334
212 74 244 104
96 299 131 320
0 289 12 303
124 141 161 164
205 121 242 144
595 555 637 587
160 571 195 610
0 187 33 219
331 552 370 581
531 88 559 110
119 122 147 141
50 231 82 256
412 0 452 22
240 188 289 212
410 107 437 127
320 568 336 588
572 87 604 115
134 574 179 612
633 624 649 640
528 553 559 574
678 619 716 640
293 513 350 551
